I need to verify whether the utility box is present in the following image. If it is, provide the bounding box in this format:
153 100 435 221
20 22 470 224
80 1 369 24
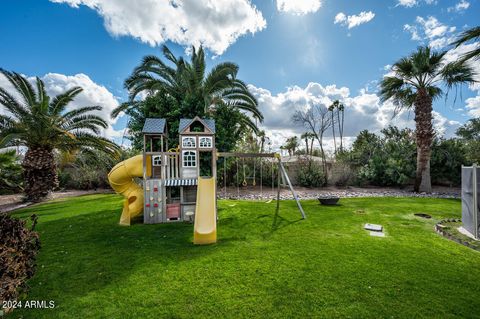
461 165 480 239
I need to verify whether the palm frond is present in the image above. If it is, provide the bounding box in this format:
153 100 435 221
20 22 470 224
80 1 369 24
0 69 37 107
452 26 480 47
49 86 83 115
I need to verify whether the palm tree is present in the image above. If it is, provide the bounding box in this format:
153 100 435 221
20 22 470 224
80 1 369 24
328 102 337 154
112 45 263 132
301 132 315 155
451 26 480 61
337 102 345 152
379 46 476 193
283 136 299 156
301 132 310 155
0 70 120 201
257 130 267 153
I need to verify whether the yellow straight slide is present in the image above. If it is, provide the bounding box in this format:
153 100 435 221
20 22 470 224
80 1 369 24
194 177 217 245
108 155 145 226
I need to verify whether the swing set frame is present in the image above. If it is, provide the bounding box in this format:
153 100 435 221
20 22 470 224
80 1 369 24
217 152 307 219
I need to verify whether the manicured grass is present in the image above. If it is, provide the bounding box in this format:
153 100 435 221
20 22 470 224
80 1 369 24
8 195 480 318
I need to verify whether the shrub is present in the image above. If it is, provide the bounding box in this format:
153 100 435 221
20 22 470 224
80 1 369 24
0 214 41 314
430 138 467 186
344 127 416 187
297 157 326 188
0 150 23 195
330 162 354 187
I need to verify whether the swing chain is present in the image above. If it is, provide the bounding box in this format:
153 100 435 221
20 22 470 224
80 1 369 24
252 158 256 186
242 158 247 187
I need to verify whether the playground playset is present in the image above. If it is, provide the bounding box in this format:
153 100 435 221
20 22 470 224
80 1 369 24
108 116 305 245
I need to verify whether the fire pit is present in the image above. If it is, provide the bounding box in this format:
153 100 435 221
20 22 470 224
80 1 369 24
317 197 340 205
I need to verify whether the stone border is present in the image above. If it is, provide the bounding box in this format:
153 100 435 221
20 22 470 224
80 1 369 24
435 219 480 252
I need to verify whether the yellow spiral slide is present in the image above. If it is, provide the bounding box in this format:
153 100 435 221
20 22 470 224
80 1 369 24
108 155 150 226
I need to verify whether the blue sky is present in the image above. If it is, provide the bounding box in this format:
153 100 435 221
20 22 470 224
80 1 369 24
0 0 479 150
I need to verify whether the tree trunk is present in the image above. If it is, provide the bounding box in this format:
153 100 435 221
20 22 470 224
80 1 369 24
22 147 58 202
305 138 309 155
310 138 314 156
414 89 433 193
339 110 344 152
331 112 337 154
316 133 328 185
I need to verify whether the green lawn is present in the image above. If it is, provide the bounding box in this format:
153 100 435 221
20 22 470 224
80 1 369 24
7 195 480 318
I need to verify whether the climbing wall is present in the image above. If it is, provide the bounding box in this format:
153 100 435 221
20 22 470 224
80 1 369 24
143 179 164 224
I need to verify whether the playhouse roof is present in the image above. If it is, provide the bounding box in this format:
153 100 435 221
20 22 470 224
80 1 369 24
142 118 166 134
178 117 216 134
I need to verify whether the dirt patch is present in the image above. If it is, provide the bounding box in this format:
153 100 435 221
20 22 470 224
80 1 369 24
414 213 432 219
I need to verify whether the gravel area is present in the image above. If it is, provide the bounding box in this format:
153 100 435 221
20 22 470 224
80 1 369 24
217 185 460 200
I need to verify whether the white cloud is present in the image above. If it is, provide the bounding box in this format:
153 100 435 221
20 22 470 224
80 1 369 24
396 0 437 7
50 0 266 55
276 0 322 15
248 82 460 151
0 72 123 140
448 0 470 12
334 11 375 29
397 0 417 7
465 95 480 117
404 16 456 49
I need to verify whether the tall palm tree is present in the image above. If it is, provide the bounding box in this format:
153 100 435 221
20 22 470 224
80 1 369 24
257 130 267 153
0 70 120 201
328 102 337 154
451 26 480 61
112 45 263 132
337 102 345 152
301 132 310 155
379 46 476 193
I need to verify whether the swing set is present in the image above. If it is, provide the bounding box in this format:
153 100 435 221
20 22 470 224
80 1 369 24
217 152 306 219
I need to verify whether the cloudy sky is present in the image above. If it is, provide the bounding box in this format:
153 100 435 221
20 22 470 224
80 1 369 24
0 0 479 151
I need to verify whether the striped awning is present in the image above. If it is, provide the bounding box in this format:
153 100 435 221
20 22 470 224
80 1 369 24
165 179 198 187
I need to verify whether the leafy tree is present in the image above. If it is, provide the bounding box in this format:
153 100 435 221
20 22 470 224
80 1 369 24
456 118 480 164
379 46 476 192
430 138 467 186
125 90 247 152
0 70 120 201
125 89 180 150
58 148 121 190
112 45 263 140
342 127 416 187
452 26 480 61
345 130 382 166
0 150 23 194
457 118 480 140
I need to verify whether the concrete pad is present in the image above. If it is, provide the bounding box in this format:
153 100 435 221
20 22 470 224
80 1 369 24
370 231 385 237
364 223 383 232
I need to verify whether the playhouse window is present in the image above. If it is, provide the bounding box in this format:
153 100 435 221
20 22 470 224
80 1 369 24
183 151 197 167
199 137 212 148
182 136 196 148
152 156 162 166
